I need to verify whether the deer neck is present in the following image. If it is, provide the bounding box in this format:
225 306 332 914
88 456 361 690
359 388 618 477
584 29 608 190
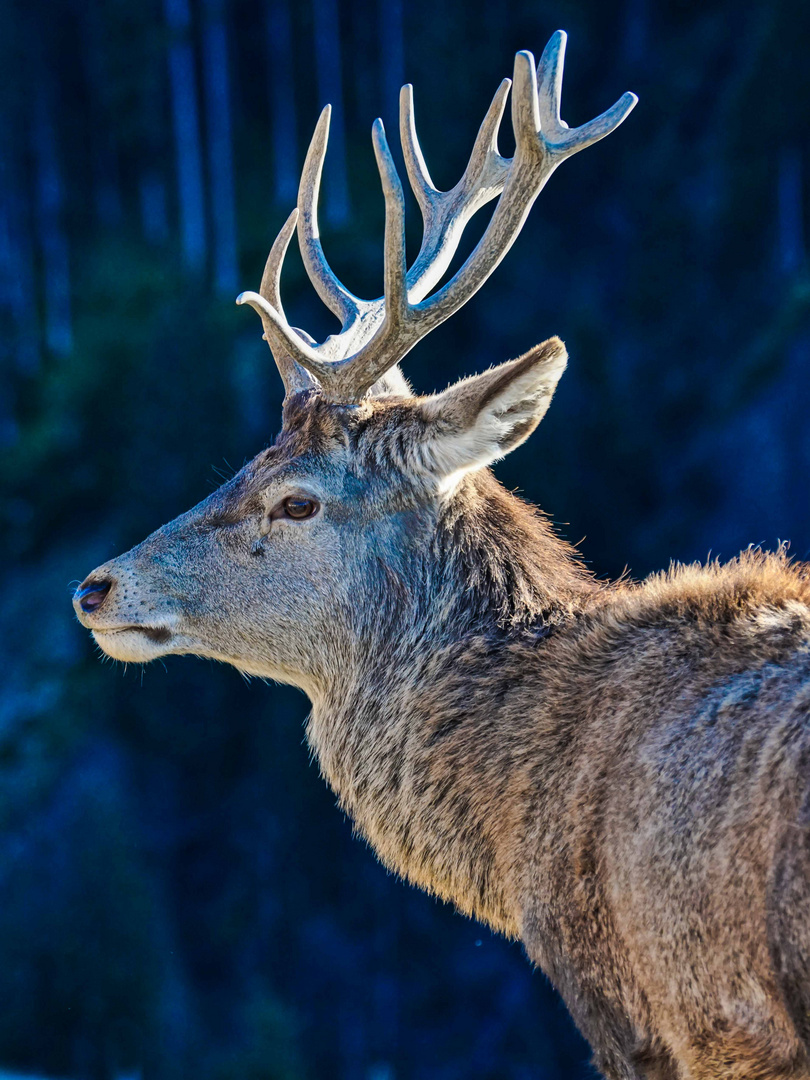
305 473 594 936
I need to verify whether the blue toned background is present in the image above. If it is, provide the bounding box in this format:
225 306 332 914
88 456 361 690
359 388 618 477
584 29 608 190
2 0 810 1076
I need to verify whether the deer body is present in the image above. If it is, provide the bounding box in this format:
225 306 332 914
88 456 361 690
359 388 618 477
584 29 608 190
311 491 810 1080
72 34 810 1079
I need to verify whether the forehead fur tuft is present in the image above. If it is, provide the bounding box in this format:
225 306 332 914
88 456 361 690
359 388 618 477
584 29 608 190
275 390 413 463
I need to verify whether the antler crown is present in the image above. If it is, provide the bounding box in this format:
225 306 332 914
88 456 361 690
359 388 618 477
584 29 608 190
237 30 637 402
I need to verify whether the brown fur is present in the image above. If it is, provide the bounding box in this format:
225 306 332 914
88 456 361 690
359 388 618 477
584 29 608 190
74 369 810 1080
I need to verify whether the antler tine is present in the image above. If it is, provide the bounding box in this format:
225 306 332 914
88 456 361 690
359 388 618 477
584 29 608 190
533 31 639 158
401 78 512 303
535 29 565 133
297 106 365 326
236 290 346 396
260 207 298 316
399 84 438 218
372 120 408 324
511 50 542 159
324 120 412 399
455 77 512 205
249 207 318 397
558 90 639 155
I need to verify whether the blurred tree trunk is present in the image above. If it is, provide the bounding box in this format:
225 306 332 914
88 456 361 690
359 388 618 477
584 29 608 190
312 0 349 226
203 0 239 294
140 20 172 247
32 85 72 357
140 172 171 245
78 7 125 231
266 0 299 206
0 134 39 380
165 0 207 270
379 0 404 137
92 140 125 230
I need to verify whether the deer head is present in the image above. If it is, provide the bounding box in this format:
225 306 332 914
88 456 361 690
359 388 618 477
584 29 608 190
73 32 636 701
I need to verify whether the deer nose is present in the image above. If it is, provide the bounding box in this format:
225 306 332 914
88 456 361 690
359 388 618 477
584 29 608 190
75 580 112 614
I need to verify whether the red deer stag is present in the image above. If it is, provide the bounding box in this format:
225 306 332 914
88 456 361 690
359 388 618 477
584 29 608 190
73 31 810 1080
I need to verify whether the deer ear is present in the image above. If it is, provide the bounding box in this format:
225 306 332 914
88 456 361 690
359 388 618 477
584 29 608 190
418 337 567 485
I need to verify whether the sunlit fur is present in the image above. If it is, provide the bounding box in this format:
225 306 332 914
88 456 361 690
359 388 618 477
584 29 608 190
75 342 810 1080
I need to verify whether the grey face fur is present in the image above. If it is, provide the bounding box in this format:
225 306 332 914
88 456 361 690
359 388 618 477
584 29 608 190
74 341 569 696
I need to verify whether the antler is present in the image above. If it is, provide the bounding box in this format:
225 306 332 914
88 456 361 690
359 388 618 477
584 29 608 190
237 31 637 401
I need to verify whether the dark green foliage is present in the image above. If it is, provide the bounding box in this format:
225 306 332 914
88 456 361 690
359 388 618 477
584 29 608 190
1 0 810 1076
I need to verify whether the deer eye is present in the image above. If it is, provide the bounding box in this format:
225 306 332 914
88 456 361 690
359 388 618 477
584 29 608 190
281 496 320 521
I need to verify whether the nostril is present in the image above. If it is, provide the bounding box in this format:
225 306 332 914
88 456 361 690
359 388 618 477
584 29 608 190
76 580 112 614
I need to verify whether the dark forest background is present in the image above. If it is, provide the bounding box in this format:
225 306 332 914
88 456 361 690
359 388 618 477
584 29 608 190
2 0 810 1076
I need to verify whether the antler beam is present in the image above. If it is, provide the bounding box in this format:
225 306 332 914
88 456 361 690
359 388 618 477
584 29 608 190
237 30 637 401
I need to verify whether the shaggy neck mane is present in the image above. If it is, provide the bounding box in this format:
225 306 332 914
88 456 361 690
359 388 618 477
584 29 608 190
434 470 597 632
310 470 596 933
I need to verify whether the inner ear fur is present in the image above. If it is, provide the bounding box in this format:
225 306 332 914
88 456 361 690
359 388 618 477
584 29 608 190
419 337 568 478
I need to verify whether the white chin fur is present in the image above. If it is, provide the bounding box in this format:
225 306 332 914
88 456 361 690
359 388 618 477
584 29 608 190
92 630 316 696
92 628 173 664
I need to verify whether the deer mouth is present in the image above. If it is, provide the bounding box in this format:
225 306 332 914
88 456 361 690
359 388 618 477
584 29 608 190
91 624 177 664
94 625 174 644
